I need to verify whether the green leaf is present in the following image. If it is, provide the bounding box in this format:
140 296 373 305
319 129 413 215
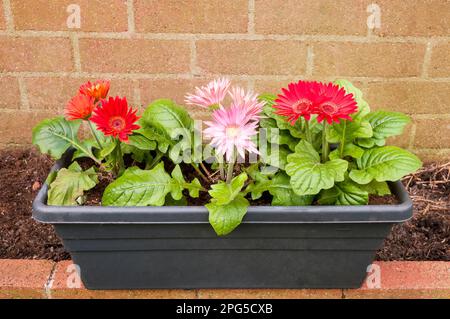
165 194 188 206
318 180 368 205
334 79 370 121
208 173 248 205
357 111 410 147
72 139 97 160
47 162 98 206
102 163 172 206
32 116 81 160
248 170 313 206
206 195 249 236
349 146 422 184
128 134 157 151
329 143 365 160
121 143 148 163
170 165 202 199
360 180 391 196
286 141 348 195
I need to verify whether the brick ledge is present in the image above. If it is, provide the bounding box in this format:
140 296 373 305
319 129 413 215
0 260 448 299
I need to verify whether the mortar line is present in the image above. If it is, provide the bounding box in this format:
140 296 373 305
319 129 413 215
189 40 199 76
2 0 14 32
421 41 433 78
126 0 136 34
305 45 314 77
17 77 30 110
408 123 417 150
70 34 82 72
248 0 255 34
44 262 57 299
133 79 141 107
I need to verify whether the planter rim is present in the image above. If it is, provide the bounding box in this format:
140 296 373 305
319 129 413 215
32 153 413 225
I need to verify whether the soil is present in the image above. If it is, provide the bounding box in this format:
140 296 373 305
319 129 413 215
0 148 448 261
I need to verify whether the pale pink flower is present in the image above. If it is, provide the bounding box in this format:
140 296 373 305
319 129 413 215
229 86 264 122
204 105 260 162
185 78 231 108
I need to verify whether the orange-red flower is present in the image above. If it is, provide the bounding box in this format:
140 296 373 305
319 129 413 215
90 96 140 142
65 94 96 121
79 80 110 101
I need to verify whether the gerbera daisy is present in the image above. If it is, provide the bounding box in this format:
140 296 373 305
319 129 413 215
185 77 231 108
65 94 96 121
273 81 317 125
204 105 259 162
90 96 140 142
229 86 264 122
314 82 358 124
79 80 110 101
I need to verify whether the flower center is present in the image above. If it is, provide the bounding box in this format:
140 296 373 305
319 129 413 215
226 126 240 138
109 116 126 131
320 102 338 115
292 99 312 114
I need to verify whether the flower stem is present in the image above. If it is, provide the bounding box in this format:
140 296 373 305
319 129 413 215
322 122 329 163
148 150 164 170
87 120 103 150
304 120 312 144
226 150 236 184
339 121 347 158
200 162 211 177
217 154 225 180
191 163 209 183
114 138 125 177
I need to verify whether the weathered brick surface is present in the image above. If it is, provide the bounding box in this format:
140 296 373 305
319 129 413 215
0 4 5 30
26 77 135 111
198 289 342 299
135 0 248 33
255 0 367 36
0 37 74 72
414 118 450 149
0 77 21 109
373 0 450 37
365 81 450 114
429 43 450 78
197 40 308 75
11 0 128 32
0 111 53 144
79 39 190 73
314 42 426 77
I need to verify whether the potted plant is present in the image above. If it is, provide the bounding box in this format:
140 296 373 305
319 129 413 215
32 78 421 289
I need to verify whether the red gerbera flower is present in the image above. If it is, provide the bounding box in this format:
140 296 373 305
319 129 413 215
79 80 110 101
314 83 358 124
90 96 140 142
65 94 96 121
273 81 317 125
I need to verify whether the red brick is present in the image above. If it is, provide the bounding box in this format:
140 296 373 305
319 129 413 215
255 0 367 36
373 0 450 37
0 259 53 298
429 43 450 78
414 118 450 149
197 40 307 75
0 4 5 30
50 261 196 299
135 0 247 33
365 81 450 114
0 36 73 72
11 0 128 32
313 42 426 77
0 111 54 144
79 39 190 73
198 289 342 299
0 77 21 109
26 77 135 111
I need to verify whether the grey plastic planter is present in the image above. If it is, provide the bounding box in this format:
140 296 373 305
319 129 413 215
32 151 413 290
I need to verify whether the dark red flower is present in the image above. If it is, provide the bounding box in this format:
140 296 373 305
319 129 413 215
65 94 96 121
273 81 317 125
90 96 140 142
79 80 110 101
314 82 358 124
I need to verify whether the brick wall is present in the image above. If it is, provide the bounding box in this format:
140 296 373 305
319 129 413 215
0 0 449 160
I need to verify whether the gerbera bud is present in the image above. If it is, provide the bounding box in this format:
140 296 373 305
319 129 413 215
65 94 96 121
90 96 140 142
79 80 110 101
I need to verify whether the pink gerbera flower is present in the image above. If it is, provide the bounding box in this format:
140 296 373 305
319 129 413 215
273 81 317 125
185 78 231 108
229 86 264 122
314 82 358 124
204 105 260 161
